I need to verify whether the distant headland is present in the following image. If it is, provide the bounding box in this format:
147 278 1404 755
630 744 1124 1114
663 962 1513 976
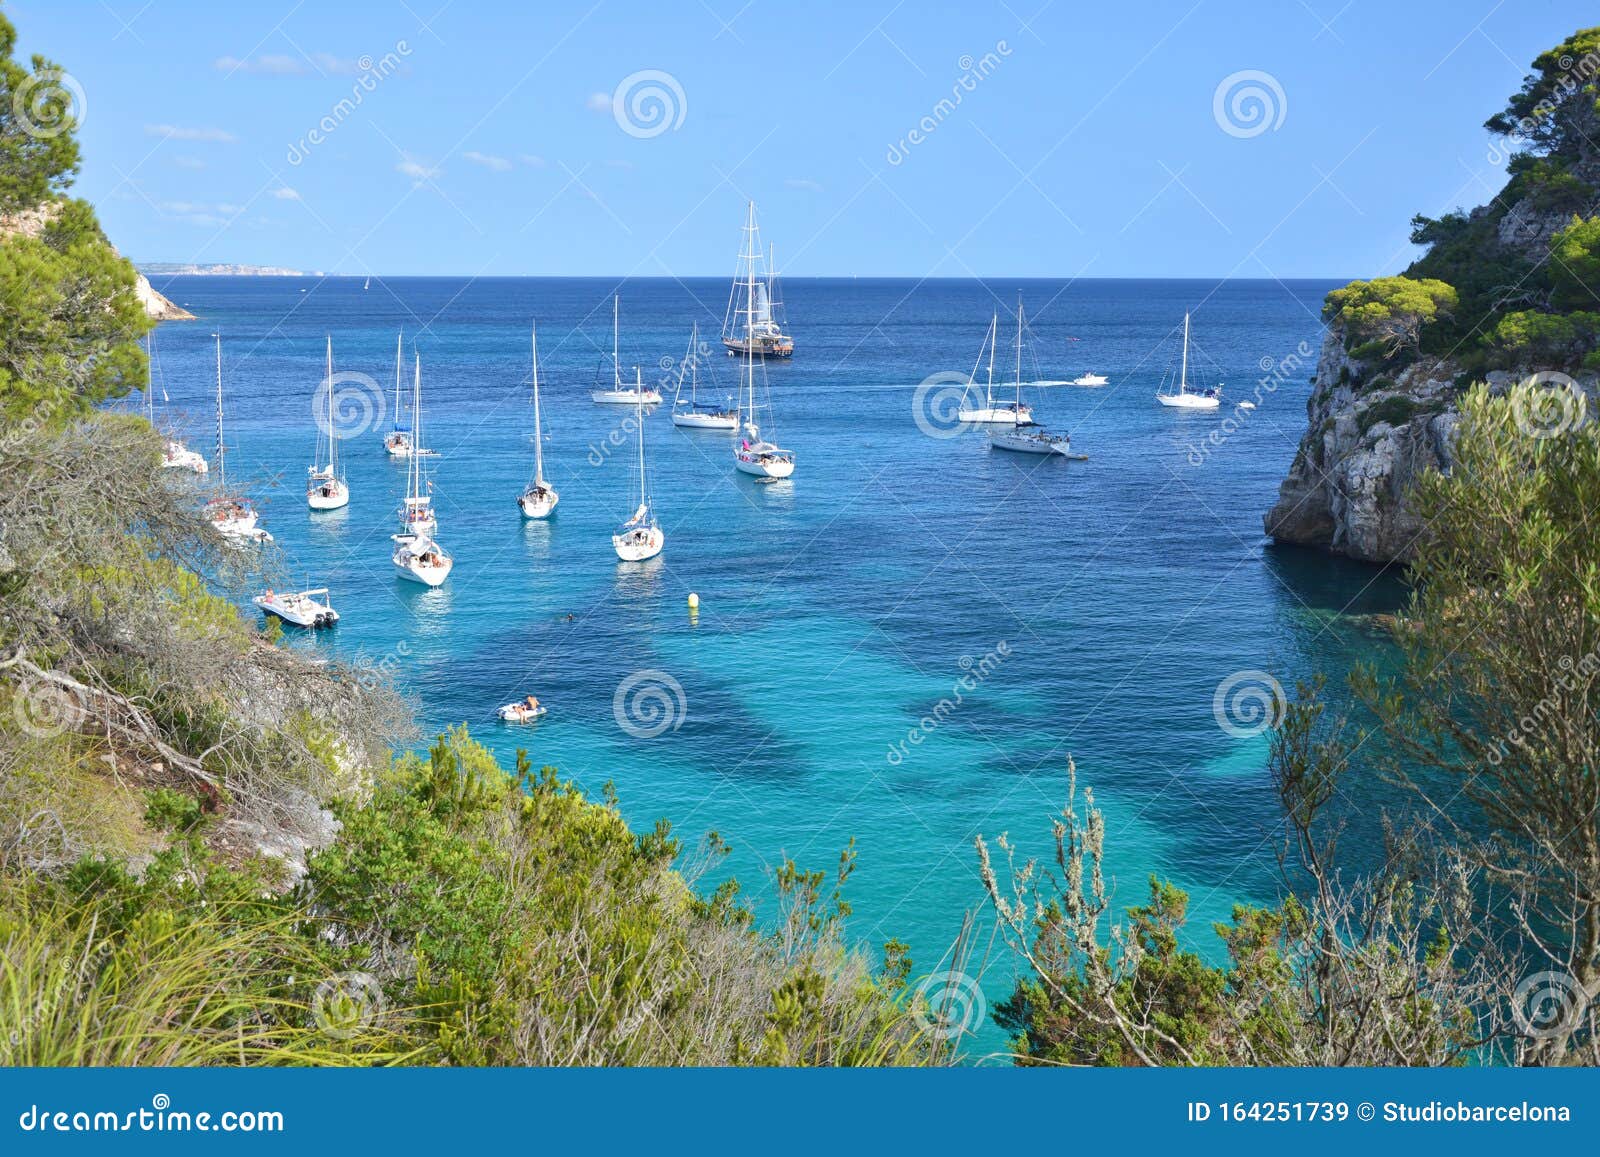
137 262 325 277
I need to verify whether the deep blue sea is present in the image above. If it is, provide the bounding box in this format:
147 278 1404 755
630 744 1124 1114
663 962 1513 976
137 274 1404 1053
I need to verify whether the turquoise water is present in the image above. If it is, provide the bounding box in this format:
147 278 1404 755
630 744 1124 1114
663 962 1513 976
140 275 1404 1048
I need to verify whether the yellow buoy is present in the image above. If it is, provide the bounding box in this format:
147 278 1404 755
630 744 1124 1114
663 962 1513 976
687 592 700 609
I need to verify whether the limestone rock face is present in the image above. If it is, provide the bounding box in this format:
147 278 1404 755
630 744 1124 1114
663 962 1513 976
2 202 195 320
1263 325 1459 564
134 272 195 320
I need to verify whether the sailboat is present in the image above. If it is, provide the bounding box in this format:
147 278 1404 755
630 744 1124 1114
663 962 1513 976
670 323 738 430
145 332 209 473
392 354 452 586
958 313 1034 425
203 333 272 542
989 298 1074 457
383 332 414 457
611 384 664 562
518 324 559 519
591 296 662 405
1156 313 1222 409
363 276 371 290
721 203 794 358
732 294 796 478
306 337 351 511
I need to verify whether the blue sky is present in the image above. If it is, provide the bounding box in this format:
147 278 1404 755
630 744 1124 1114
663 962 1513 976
13 0 1595 277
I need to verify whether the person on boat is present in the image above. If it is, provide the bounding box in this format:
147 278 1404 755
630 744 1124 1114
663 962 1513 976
525 695 539 710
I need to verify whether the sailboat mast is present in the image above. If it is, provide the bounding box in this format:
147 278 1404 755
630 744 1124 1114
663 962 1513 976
394 332 403 425
531 326 544 485
145 333 154 423
214 332 226 489
635 370 647 509
612 295 621 390
325 336 337 473
1014 297 1024 426
986 313 997 406
745 202 757 431
410 355 423 505
688 324 699 406
1180 311 1190 395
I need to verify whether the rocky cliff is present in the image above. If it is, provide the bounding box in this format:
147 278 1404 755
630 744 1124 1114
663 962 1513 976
134 271 195 320
1263 329 1458 563
2 202 195 320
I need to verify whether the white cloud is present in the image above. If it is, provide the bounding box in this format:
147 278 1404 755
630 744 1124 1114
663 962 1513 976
585 91 612 112
396 156 440 183
271 186 302 200
463 150 512 172
156 199 243 227
145 124 236 143
785 178 824 193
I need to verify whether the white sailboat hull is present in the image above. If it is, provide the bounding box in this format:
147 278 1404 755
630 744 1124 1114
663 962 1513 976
519 485 559 519
613 527 664 562
672 410 739 430
1156 392 1220 409
384 432 413 457
307 476 350 510
989 429 1072 456
392 536 452 586
592 389 662 406
958 405 1035 425
735 448 795 478
163 442 208 473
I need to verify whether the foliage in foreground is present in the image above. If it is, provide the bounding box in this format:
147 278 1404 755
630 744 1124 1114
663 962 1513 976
983 381 1600 1067
2 728 935 1067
